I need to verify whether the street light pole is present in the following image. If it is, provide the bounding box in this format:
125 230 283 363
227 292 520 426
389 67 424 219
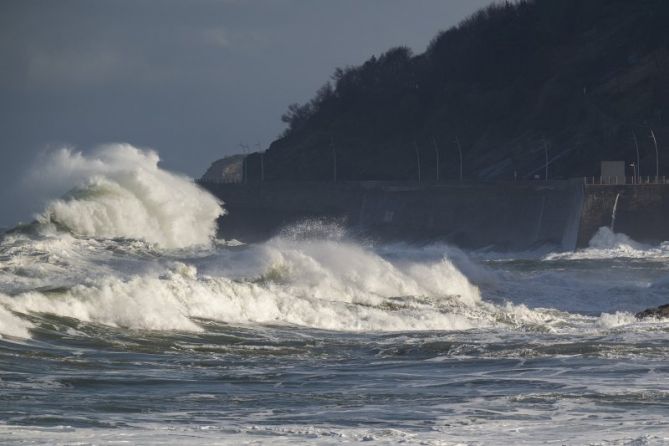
260 153 264 182
629 162 637 183
650 127 659 182
257 142 264 183
543 139 549 183
239 143 249 184
632 132 641 183
330 136 337 183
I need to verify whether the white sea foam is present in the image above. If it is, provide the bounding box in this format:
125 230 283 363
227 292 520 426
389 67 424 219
596 311 638 329
1 229 657 338
29 144 223 249
545 226 669 260
0 299 34 339
2 419 667 446
2 148 666 339
0 237 490 334
2 227 591 336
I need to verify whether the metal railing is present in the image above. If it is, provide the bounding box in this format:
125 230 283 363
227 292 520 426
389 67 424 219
584 176 668 185
195 178 242 185
198 176 669 186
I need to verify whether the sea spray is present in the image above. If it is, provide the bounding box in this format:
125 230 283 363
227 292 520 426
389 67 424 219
1 146 662 338
30 144 224 249
544 226 669 260
610 192 621 231
1 219 653 338
3 155 669 446
0 301 33 339
0 236 488 334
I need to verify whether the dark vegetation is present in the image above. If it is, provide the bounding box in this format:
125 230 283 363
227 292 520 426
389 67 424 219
245 0 669 182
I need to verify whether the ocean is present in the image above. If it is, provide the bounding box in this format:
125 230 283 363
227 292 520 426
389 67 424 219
1 145 668 445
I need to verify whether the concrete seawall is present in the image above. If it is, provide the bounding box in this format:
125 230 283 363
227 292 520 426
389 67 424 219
202 180 583 250
577 184 669 246
200 180 669 251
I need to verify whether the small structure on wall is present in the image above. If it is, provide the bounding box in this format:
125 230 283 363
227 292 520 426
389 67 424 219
600 161 626 184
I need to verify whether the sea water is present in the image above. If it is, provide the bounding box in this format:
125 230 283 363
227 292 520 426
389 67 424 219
1 145 668 445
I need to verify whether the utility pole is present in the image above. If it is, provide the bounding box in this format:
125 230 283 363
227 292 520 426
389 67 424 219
256 142 264 183
633 132 641 183
330 136 337 182
260 152 265 183
455 136 463 182
543 139 549 183
650 127 659 182
432 136 440 182
414 141 421 183
239 143 249 184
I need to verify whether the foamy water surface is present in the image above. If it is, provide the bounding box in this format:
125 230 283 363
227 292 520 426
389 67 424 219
1 145 668 445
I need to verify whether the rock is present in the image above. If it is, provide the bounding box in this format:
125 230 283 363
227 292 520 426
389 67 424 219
200 154 244 183
635 303 669 320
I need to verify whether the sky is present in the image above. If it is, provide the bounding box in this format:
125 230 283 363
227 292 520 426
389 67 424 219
0 0 492 226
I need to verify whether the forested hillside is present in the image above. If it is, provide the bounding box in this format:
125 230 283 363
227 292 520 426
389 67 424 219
244 0 669 182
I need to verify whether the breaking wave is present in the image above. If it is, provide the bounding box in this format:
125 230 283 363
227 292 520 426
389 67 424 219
0 235 490 335
30 144 224 249
0 229 650 340
544 227 669 260
0 146 664 340
0 301 32 339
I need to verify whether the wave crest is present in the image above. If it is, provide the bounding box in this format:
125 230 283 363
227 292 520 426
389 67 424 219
0 236 489 335
32 145 224 249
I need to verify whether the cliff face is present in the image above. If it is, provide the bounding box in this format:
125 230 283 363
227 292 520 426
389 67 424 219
250 0 669 183
201 155 244 183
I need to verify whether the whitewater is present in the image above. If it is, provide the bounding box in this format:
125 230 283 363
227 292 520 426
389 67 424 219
1 144 668 445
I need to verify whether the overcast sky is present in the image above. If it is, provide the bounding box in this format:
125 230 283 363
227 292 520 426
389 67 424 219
0 0 492 226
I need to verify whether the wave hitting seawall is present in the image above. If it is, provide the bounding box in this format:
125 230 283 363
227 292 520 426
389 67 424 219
1 144 669 445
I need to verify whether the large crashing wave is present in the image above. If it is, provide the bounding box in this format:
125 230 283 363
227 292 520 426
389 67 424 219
0 225 653 339
2 147 663 339
0 237 487 335
31 144 224 249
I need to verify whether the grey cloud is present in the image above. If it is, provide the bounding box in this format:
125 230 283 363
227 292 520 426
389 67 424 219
27 49 130 86
0 0 493 226
200 27 233 49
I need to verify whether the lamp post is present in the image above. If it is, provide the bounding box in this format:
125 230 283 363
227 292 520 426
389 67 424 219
330 136 337 183
633 132 641 183
256 142 264 183
650 127 659 182
239 143 249 184
543 139 549 183
629 162 637 184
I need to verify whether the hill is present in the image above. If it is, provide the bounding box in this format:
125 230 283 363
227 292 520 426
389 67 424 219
221 0 669 183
